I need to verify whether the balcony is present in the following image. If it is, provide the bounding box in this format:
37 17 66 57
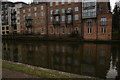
11 10 16 15
11 22 16 26
65 10 72 15
53 11 60 16
25 16 32 20
65 20 73 25
2 11 8 15
11 16 16 20
53 21 60 26
26 23 32 28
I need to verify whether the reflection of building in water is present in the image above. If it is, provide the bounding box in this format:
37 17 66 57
2 41 112 79
2 42 19 62
82 44 111 78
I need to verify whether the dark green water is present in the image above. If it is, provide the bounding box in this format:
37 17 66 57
2 41 120 79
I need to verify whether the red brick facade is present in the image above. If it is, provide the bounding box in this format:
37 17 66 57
20 2 112 40
83 13 112 40
20 3 47 35
47 2 82 36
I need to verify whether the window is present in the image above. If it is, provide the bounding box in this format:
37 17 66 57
100 18 107 26
50 10 53 14
28 13 31 17
5 4 7 8
34 7 37 11
50 17 53 22
101 27 106 33
41 6 44 10
23 15 25 19
2 27 5 30
40 12 44 16
56 2 59 6
6 31 9 34
18 20 20 23
56 16 59 21
61 9 65 13
2 32 5 35
50 28 53 33
62 16 65 21
88 27 92 34
55 10 59 14
50 2 53 6
17 14 20 17
68 15 72 21
87 19 93 27
75 7 79 11
62 28 65 33
23 10 25 13
40 19 43 23
35 13 37 17
17 8 20 11
28 8 31 12
6 26 9 30
75 15 79 20
68 8 72 10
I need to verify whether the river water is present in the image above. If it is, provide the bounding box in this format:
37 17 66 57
2 41 120 79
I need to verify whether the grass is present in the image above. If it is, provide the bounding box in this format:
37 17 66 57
2 60 92 78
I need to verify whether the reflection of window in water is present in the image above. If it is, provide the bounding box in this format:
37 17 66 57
28 46 32 51
35 46 38 51
62 58 65 64
56 46 59 52
81 64 95 75
62 46 65 53
83 48 94 64
50 46 54 52
55 56 60 63
74 59 79 66
99 50 105 64
67 57 72 64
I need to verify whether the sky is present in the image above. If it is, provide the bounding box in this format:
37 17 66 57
6 0 120 10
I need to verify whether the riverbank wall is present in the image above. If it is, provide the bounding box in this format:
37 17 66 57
2 35 120 44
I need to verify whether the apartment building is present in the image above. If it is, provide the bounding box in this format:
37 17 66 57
8 2 27 34
1 1 14 35
2 0 112 40
46 0 112 40
20 3 47 34
1 1 27 35
47 1 82 36
82 0 112 40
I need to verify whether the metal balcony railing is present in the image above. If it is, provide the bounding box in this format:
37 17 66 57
25 16 32 20
53 21 60 26
65 10 72 15
53 11 60 16
11 10 16 14
11 22 16 26
25 23 32 28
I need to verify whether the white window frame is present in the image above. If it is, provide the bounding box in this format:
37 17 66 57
75 7 79 11
75 14 79 20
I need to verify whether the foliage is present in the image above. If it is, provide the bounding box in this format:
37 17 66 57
112 3 120 32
